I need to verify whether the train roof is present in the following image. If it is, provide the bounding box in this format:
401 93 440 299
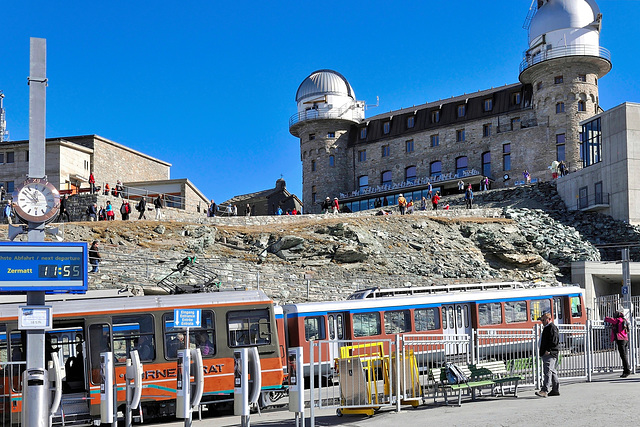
0 290 273 319
282 282 584 315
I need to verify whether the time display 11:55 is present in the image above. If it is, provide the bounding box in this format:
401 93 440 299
38 264 82 279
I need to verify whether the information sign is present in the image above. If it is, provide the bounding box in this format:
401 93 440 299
18 306 52 330
0 242 88 293
622 285 629 295
174 309 201 328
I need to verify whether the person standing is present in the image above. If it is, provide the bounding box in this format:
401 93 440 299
427 182 433 199
483 176 489 191
421 196 427 211
208 199 217 217
397 193 407 215
536 313 560 397
246 204 252 217
0 185 5 200
59 194 71 222
323 197 331 214
89 241 101 273
87 203 97 221
120 200 131 220
432 191 440 210
604 310 631 378
154 195 163 220
465 185 474 209
458 180 464 192
105 201 115 221
4 202 12 224
89 173 95 194
136 197 147 220
332 197 340 214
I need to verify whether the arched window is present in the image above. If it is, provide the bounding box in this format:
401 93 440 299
482 152 491 178
430 161 442 178
578 101 586 112
358 175 369 191
405 166 417 183
381 171 393 186
556 102 565 113
329 155 335 167
456 156 468 176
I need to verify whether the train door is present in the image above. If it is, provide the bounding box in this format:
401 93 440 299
442 304 472 355
553 297 568 325
327 313 346 366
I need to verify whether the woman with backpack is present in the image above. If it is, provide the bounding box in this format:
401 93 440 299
604 310 631 377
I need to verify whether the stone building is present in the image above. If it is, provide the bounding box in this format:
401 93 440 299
290 0 612 214
0 134 209 213
221 179 303 216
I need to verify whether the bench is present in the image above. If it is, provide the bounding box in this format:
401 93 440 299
428 365 495 407
471 361 523 397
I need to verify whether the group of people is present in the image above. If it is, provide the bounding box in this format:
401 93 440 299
321 197 340 214
207 200 259 217
85 195 163 221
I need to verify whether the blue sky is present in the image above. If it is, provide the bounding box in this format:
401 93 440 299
2 0 639 203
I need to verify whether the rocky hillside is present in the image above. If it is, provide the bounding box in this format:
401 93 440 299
5 182 639 304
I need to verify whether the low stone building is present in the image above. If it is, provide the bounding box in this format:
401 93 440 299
221 179 303 216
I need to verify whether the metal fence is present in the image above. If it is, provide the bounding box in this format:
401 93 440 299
0 361 25 427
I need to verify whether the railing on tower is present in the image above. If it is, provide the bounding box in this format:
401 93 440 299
519 45 611 74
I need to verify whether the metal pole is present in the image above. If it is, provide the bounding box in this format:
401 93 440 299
586 320 592 382
125 358 132 427
395 336 401 413
256 271 260 291
621 247 635 373
185 327 191 427
309 341 315 427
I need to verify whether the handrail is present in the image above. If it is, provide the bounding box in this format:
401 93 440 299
519 45 611 74
289 102 360 127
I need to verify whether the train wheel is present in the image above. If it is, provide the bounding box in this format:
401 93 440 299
336 408 343 417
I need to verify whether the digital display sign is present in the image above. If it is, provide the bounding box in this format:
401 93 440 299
0 242 88 293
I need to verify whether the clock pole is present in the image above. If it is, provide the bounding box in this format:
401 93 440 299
23 37 49 427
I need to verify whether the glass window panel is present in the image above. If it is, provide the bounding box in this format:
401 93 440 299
384 310 411 334
304 316 326 341
227 309 272 347
353 312 381 337
530 299 552 321
505 301 528 323
478 303 503 326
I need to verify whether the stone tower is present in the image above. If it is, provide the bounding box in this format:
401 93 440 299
519 0 611 172
289 70 364 213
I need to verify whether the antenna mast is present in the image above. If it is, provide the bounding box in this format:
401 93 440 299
0 90 7 142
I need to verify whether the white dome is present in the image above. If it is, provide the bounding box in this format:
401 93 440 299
529 0 600 44
295 70 355 102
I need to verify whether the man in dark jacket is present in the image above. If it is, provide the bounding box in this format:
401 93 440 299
536 312 560 397
136 197 147 220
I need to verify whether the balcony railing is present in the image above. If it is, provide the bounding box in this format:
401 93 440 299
339 169 481 199
577 192 610 211
519 45 611 74
289 103 360 128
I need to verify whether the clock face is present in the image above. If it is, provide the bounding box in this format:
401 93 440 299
13 178 61 223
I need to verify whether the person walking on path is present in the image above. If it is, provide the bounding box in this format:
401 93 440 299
136 197 147 220
59 194 71 222
332 197 340 214
536 312 560 397
89 241 101 273
432 191 440 210
397 193 407 215
154 195 164 220
87 203 97 221
322 197 331 214
465 185 474 209
604 310 632 377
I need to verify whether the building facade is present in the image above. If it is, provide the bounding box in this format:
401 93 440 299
290 0 612 214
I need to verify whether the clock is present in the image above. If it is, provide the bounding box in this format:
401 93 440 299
12 178 61 224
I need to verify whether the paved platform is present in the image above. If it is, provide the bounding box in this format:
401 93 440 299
158 373 639 426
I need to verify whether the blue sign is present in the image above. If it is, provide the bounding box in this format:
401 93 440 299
174 309 201 328
0 242 88 293
622 285 629 295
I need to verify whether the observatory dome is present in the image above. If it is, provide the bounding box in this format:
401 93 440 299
529 0 599 44
295 70 355 103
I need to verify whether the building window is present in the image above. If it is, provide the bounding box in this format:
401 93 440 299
358 175 369 191
594 181 603 204
578 186 589 209
327 131 335 138
312 185 316 204
329 155 335 167
556 133 566 162
358 150 366 162
554 75 563 84
360 128 367 139
382 145 390 157
431 110 440 123
25 151 29 162
484 99 493 112
536 81 543 90
309 133 315 141
406 139 414 153
556 102 565 113
311 160 316 172
503 144 511 171
84 160 89 170
381 170 392 186
457 105 466 118
483 123 492 137
430 134 439 147
430 161 442 178
6 152 14 163
405 166 417 183
6 181 14 193
455 156 468 176
578 101 586 112
512 92 521 105
0 153 4 163
510 117 520 130
407 116 415 129
595 78 598 86
482 152 491 178
456 129 465 142
383 121 390 134
578 74 587 82
582 117 601 167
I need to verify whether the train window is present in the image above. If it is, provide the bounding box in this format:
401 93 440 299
304 317 326 341
353 312 381 337
112 314 155 363
164 311 216 358
227 309 272 347
530 299 551 321
328 315 335 340
442 309 447 329
478 303 503 326
570 297 583 318
505 301 528 323
414 308 440 331
456 306 463 328
384 310 411 334
337 315 344 340
554 297 563 319
448 307 455 328
464 306 470 328
89 324 111 385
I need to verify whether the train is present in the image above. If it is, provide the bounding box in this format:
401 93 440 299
0 281 585 424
